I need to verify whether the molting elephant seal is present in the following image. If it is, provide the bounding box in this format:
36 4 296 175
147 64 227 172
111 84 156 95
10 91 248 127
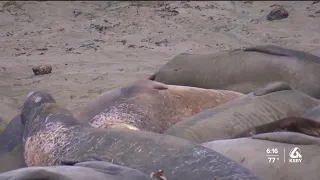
76 80 244 133
149 45 320 98
21 91 260 180
164 81 320 143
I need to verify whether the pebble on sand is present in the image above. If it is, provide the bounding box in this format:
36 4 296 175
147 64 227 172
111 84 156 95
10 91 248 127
32 65 52 75
267 7 289 21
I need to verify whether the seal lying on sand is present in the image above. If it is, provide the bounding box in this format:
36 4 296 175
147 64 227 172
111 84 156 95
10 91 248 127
21 91 260 180
0 161 153 180
75 80 244 133
202 117 320 180
0 114 26 173
149 45 320 98
164 81 320 143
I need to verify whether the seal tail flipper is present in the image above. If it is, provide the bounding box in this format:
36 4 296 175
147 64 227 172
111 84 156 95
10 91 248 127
233 117 320 138
252 132 320 145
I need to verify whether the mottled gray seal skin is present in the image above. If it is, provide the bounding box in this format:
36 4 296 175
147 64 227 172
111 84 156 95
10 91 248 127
164 81 320 143
202 132 320 180
75 79 244 133
0 114 26 173
149 45 320 98
22 91 260 180
303 105 320 121
0 161 153 180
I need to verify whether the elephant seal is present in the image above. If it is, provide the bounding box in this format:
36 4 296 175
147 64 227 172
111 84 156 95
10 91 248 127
202 129 320 179
21 91 259 180
76 80 244 133
0 161 153 180
149 45 320 98
303 105 320 121
164 81 320 143
0 114 26 173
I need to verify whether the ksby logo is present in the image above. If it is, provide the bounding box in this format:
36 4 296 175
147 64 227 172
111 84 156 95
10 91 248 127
288 147 302 163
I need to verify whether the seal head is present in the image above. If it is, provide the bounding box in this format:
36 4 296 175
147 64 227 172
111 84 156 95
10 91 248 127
21 91 55 126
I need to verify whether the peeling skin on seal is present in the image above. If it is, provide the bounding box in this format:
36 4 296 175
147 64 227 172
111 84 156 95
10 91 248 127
22 101 259 179
89 87 244 133
89 103 147 130
24 121 71 166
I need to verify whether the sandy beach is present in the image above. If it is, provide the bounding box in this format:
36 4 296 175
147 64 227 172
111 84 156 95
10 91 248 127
0 1 319 125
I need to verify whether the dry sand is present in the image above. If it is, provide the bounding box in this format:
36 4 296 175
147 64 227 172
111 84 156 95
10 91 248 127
0 1 319 124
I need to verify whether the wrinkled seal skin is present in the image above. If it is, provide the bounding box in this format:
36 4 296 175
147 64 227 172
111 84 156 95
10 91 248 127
303 105 320 121
22 91 260 180
164 81 320 143
0 114 26 173
149 45 320 98
0 161 153 180
75 80 244 133
202 132 320 180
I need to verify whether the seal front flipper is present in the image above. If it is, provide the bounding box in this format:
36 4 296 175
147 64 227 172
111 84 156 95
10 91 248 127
134 80 168 91
252 132 320 145
150 81 168 90
236 117 320 138
143 80 168 90
244 45 293 57
253 81 292 96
